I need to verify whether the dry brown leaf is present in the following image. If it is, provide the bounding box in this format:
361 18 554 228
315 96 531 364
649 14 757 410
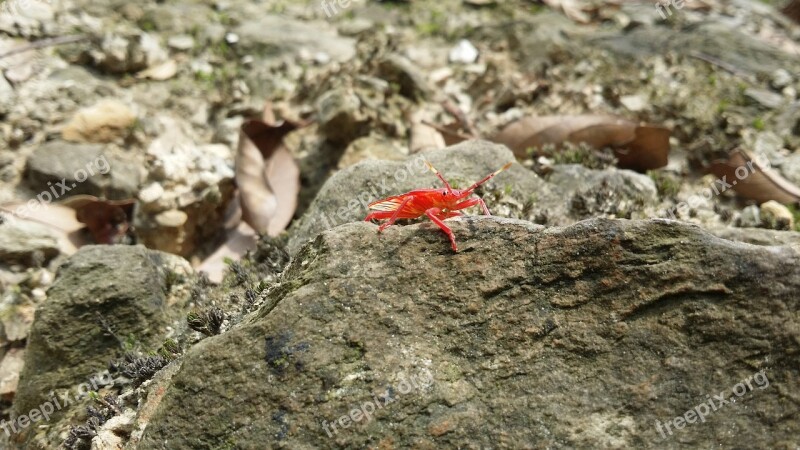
196 222 258 284
61 195 136 244
490 115 671 171
708 149 800 204
236 104 300 236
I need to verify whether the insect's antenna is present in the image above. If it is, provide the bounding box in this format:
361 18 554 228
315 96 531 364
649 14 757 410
424 160 453 193
465 162 513 193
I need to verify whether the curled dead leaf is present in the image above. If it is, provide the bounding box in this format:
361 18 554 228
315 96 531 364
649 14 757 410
490 115 671 172
61 195 136 244
196 222 258 284
236 104 301 236
708 149 800 204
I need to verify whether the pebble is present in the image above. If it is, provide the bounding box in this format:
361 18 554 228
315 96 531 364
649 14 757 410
760 200 794 231
448 39 479 64
168 35 195 51
738 205 761 228
770 68 792 90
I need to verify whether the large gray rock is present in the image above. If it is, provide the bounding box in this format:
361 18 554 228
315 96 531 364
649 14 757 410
287 141 556 254
25 141 141 200
287 141 660 255
138 218 798 449
12 245 184 437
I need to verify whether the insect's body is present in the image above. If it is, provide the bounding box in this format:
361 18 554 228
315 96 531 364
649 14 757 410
364 162 512 251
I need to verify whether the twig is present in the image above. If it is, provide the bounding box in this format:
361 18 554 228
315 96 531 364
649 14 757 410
0 34 89 60
420 120 475 142
688 51 756 84
441 99 479 138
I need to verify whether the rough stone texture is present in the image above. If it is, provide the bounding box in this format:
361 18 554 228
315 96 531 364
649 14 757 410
13 245 181 426
590 22 793 76
376 54 432 100
549 165 657 220
131 115 236 257
138 217 799 449
25 141 141 200
0 218 60 265
709 226 800 248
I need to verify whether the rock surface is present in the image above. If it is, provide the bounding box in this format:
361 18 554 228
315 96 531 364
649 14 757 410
25 141 141 200
138 217 799 449
13 245 185 427
0 218 60 265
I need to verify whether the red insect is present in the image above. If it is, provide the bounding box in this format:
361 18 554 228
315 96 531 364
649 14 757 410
364 161 513 252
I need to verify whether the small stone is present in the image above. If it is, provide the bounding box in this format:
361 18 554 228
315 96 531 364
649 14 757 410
377 54 432 100
0 349 25 396
191 60 214 77
225 32 239 45
316 89 364 143
0 303 35 341
620 94 647 112
0 218 60 265
448 39 479 64
155 210 188 228
338 134 407 169
91 32 168 74
136 59 178 81
167 35 195 51
61 99 136 143
26 141 141 199
770 68 792 90
737 205 761 228
139 182 165 204
744 88 784 109
760 200 794 231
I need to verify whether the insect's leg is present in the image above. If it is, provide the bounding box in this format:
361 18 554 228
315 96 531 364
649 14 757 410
378 197 412 232
476 198 491 215
425 207 458 252
365 211 394 224
452 197 491 215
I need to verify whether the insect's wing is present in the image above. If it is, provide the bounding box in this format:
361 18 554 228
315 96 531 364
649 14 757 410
368 195 406 211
